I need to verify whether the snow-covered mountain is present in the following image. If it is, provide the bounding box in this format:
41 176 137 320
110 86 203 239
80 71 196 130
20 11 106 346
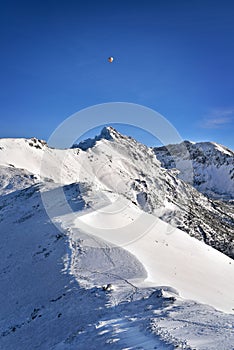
2 128 233 258
153 140 234 200
0 128 234 349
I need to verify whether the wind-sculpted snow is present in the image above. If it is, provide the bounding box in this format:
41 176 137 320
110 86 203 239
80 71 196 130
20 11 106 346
0 130 233 258
0 129 234 349
0 182 234 349
0 166 39 195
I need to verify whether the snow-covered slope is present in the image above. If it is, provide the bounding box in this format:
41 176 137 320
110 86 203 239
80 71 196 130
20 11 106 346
0 181 234 349
154 140 234 200
58 192 234 313
0 130 233 259
1 128 234 349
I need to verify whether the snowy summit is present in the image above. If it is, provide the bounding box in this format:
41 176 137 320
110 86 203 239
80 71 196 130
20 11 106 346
0 127 234 350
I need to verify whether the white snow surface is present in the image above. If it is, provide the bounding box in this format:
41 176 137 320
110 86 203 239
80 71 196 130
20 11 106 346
154 140 234 199
0 129 234 349
60 192 234 314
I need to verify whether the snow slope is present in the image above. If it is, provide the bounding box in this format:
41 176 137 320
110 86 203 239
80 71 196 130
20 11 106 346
1 128 234 349
58 192 234 314
1 129 233 258
1 182 234 349
154 140 234 200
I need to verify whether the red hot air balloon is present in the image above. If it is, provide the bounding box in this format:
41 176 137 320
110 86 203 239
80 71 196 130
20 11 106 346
108 56 114 63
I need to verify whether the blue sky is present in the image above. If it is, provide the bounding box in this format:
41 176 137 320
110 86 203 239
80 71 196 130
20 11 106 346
0 0 233 149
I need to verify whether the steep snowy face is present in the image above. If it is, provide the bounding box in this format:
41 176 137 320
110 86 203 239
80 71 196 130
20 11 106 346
70 128 234 258
1 129 234 349
0 137 98 187
1 173 234 349
153 141 234 200
0 128 233 258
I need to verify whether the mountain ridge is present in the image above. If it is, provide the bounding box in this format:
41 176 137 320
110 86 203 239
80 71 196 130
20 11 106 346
154 139 234 200
0 127 233 258
1 127 234 349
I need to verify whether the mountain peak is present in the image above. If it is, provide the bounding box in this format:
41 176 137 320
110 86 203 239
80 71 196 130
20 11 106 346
72 126 124 150
99 126 117 140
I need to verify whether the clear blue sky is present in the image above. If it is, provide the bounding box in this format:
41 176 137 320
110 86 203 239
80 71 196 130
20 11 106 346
0 0 233 149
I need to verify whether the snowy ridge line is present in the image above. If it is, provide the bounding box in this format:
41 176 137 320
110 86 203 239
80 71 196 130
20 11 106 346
1 127 234 349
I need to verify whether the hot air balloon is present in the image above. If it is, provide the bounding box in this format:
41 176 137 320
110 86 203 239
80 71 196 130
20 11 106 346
108 56 114 63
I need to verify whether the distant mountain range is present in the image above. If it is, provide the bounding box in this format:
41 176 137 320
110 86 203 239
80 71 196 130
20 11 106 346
154 140 234 200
